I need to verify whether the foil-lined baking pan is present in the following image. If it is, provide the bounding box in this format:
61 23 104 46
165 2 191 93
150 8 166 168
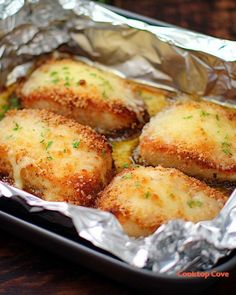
0 0 236 279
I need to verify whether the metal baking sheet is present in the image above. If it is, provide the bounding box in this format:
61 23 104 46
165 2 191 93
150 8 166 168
0 197 236 293
0 4 236 291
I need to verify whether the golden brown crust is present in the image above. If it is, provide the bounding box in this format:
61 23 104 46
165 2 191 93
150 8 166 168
0 109 113 205
17 58 149 137
97 166 227 237
138 101 236 183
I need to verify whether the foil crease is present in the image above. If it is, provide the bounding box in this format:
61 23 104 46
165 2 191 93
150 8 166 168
0 0 236 275
0 182 236 274
0 0 236 101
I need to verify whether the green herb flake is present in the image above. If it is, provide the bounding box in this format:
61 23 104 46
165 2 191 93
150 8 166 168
46 140 53 150
200 110 210 117
5 134 13 140
64 81 70 87
101 149 106 157
221 141 232 156
0 105 9 119
90 73 97 77
224 134 230 141
122 163 129 168
1 105 9 112
9 97 20 109
72 140 80 149
222 148 232 156
52 78 60 84
111 142 117 149
47 156 53 161
182 115 193 119
12 122 22 131
40 139 45 144
50 71 58 77
102 91 108 99
144 191 151 199
222 142 231 148
187 200 203 208
215 114 220 121
122 173 132 180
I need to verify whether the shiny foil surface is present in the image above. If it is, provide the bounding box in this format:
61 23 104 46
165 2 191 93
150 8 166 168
0 0 236 275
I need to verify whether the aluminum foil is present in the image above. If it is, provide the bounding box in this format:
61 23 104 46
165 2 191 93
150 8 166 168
0 0 236 275
1 182 236 274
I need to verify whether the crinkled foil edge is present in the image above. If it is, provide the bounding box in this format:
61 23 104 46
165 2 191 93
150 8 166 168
0 0 236 275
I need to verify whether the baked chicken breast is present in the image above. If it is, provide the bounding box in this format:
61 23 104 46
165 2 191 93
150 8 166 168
138 101 236 183
0 109 113 205
17 59 148 137
97 166 227 237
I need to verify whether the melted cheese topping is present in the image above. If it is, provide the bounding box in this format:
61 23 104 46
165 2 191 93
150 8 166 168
98 166 227 237
0 109 112 196
141 101 236 168
21 59 143 113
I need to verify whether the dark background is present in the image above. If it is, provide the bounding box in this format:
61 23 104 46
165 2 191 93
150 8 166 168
96 0 236 40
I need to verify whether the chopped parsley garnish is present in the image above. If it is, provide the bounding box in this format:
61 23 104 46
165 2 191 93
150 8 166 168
215 114 220 121
144 191 151 199
224 134 230 141
12 122 22 131
62 66 69 70
52 78 60 84
122 163 129 168
47 156 53 161
64 81 70 87
200 110 210 117
9 97 20 109
187 200 203 208
5 134 13 140
222 141 231 148
221 140 232 156
222 148 232 156
90 73 97 77
72 140 80 149
101 149 106 157
40 139 45 144
182 115 193 119
50 71 58 77
0 97 21 120
102 91 108 99
122 173 132 180
46 140 53 150
0 105 9 119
